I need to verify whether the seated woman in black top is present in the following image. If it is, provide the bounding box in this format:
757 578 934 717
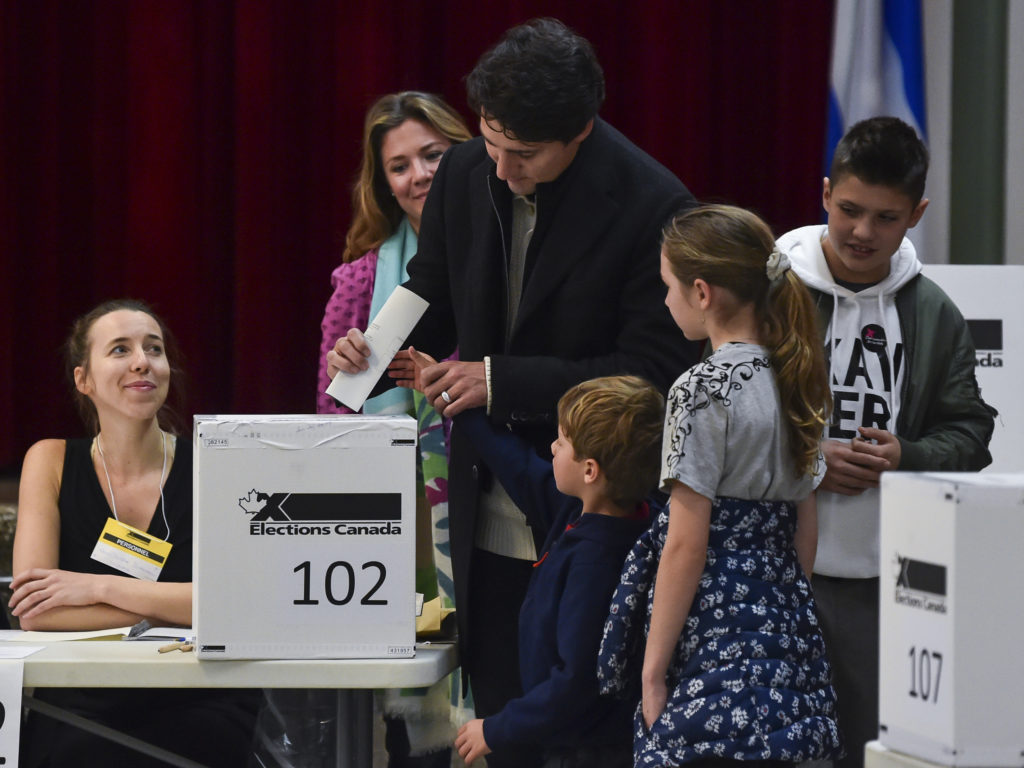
10 298 257 767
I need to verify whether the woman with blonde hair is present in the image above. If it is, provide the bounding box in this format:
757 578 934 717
317 91 472 414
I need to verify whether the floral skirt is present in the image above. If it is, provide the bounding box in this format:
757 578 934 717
597 497 842 765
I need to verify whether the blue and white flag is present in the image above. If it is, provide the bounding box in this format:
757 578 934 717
826 0 927 164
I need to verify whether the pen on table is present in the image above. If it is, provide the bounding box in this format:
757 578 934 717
158 641 194 653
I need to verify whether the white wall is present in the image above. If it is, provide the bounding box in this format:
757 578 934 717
920 0 1020 267
919 0 953 265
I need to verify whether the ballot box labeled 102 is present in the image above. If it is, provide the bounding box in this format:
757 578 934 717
193 415 417 660
878 472 1024 766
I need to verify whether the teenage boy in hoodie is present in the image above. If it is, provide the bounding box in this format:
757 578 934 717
776 116 996 768
439 372 663 768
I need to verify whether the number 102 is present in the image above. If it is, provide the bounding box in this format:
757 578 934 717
292 560 388 606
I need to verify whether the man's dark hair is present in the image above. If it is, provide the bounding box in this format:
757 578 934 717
466 18 605 144
830 116 929 204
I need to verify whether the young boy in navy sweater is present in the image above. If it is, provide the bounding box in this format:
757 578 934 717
427 370 663 767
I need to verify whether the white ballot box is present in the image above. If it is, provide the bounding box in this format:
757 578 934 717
879 472 1024 766
193 415 417 660
924 265 1024 472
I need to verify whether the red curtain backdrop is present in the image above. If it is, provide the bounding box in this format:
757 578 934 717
0 0 833 471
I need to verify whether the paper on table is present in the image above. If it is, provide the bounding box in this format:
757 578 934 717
0 644 43 658
325 285 429 411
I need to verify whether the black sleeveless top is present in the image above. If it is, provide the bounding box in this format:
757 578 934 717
57 437 192 581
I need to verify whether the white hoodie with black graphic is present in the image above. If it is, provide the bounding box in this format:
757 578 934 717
776 224 922 578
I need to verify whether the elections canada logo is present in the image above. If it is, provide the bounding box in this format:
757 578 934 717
239 489 402 537
893 553 947 614
967 319 1003 368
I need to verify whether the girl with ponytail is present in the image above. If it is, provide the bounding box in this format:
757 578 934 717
597 204 842 765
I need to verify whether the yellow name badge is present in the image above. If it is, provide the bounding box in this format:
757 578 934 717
90 518 173 581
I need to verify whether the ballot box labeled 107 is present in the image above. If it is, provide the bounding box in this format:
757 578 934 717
878 472 1024 766
193 415 417 660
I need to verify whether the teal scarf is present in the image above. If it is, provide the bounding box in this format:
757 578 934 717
363 217 417 415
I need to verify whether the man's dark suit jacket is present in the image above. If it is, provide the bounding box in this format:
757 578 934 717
403 116 700 671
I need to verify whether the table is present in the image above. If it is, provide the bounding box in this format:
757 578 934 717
864 741 950 768
10 639 457 768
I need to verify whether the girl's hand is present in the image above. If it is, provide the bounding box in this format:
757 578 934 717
9 568 102 619
641 482 710 732
642 677 668 729
454 718 491 765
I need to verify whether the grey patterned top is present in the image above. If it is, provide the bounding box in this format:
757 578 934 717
661 342 824 501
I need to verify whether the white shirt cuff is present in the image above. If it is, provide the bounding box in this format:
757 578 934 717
484 356 493 415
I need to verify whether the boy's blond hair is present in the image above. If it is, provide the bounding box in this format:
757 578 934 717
557 375 664 507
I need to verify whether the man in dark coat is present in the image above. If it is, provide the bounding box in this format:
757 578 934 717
328 18 700 767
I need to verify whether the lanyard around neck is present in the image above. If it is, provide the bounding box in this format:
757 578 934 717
95 430 171 539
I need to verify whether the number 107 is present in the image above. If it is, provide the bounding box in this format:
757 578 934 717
908 646 943 703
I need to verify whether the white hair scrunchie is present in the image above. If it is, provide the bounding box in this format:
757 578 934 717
766 247 791 283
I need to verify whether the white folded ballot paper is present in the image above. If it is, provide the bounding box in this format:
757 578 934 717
325 285 429 412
